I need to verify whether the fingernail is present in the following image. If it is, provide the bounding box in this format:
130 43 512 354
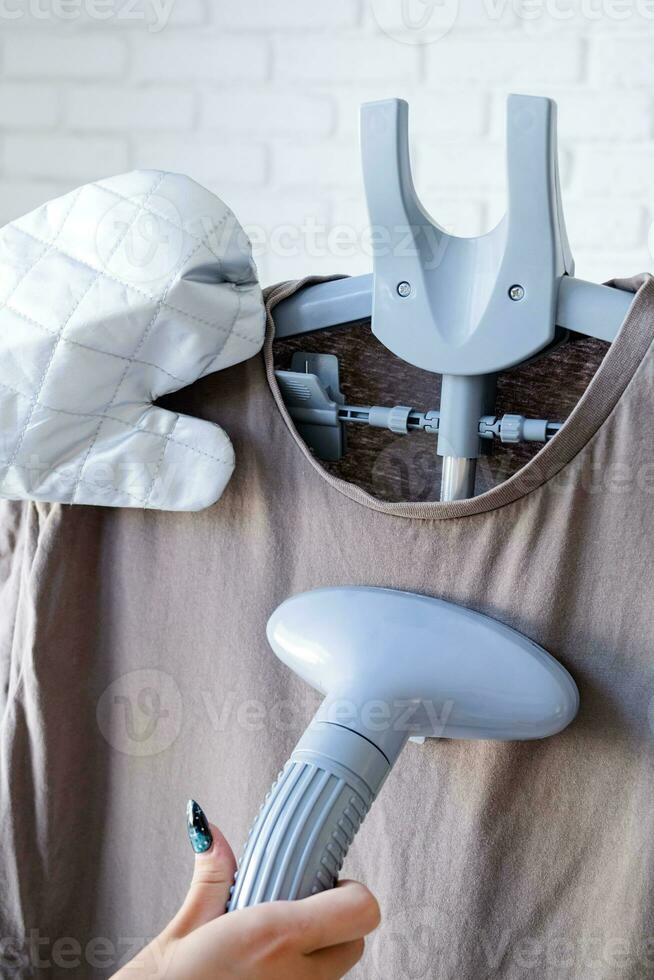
187 799 213 854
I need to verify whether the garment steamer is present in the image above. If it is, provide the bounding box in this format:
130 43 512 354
230 95 588 909
229 588 579 908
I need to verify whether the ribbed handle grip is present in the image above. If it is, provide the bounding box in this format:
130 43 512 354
228 722 390 909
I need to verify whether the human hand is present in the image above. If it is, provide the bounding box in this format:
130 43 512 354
112 800 380 979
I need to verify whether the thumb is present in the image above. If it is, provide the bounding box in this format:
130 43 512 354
168 801 237 939
141 408 236 512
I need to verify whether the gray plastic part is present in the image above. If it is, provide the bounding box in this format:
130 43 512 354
360 94 573 485
437 374 497 460
229 587 580 910
273 273 632 348
522 418 547 442
275 353 345 462
361 96 573 376
556 275 633 343
271 94 635 503
501 414 545 444
478 414 560 444
368 404 412 433
290 352 343 402
276 358 562 461
228 722 389 908
274 274 374 339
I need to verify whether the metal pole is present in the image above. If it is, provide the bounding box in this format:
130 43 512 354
437 374 496 502
440 457 477 502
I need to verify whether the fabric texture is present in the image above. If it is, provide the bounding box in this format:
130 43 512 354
1 273 654 979
0 170 265 511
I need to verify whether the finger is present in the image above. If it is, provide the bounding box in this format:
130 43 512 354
309 938 366 979
167 803 237 939
292 881 381 953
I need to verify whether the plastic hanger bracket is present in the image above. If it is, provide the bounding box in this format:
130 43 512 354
276 354 562 462
273 95 635 501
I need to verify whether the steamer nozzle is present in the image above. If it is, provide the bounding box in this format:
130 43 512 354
228 587 578 910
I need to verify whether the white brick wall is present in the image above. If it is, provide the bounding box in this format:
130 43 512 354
67 86 195 129
5 35 127 77
0 84 60 128
424 38 584 86
131 36 268 82
0 1 653 286
4 134 129 180
213 0 360 30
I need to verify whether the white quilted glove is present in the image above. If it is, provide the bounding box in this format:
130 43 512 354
0 170 265 511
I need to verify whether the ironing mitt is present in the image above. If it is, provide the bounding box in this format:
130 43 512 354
0 170 265 510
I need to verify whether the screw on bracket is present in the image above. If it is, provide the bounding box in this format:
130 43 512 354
508 284 525 301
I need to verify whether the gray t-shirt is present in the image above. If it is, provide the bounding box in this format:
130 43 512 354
1 273 653 979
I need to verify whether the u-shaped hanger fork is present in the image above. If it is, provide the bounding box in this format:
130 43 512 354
362 95 574 376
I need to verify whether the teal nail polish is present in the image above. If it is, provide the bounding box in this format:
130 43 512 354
187 799 213 854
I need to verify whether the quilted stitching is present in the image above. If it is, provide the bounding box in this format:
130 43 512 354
0 387 235 465
90 181 234 269
0 170 265 511
69 173 172 504
7 225 261 351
